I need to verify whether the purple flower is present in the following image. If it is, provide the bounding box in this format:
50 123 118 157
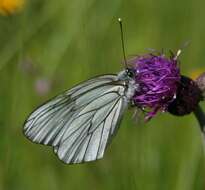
130 53 181 120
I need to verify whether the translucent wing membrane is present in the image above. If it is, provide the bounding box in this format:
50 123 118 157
23 75 130 164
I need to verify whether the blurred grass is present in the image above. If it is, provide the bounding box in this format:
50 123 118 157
0 0 205 189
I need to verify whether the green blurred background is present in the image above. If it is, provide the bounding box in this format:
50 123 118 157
0 0 205 189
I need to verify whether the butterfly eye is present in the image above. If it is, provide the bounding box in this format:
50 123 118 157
126 68 134 78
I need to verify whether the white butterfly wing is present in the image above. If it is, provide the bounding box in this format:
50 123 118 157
24 75 130 164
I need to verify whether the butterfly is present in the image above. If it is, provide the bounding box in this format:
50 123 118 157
23 69 138 164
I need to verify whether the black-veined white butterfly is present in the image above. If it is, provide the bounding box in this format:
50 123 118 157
23 18 142 164
23 70 137 164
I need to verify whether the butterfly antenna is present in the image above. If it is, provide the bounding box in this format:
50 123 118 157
118 18 128 69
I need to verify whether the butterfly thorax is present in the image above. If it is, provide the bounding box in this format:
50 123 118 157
117 69 138 100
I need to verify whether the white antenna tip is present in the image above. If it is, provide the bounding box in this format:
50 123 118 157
118 18 122 22
174 49 182 60
176 49 182 57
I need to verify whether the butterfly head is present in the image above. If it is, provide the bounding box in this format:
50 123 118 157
125 68 135 78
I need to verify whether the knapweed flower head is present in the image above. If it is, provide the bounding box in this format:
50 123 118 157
130 53 180 120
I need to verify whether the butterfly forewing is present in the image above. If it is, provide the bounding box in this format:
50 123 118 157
23 74 130 164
